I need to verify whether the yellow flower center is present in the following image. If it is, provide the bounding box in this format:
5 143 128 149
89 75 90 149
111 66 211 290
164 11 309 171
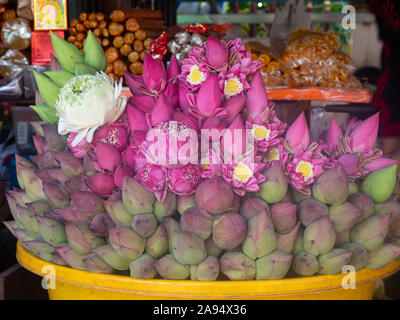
266 147 280 162
187 65 206 85
233 163 253 183
295 161 314 180
224 76 243 98
252 124 271 141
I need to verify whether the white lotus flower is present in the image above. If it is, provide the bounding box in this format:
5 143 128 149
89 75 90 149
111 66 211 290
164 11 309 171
55 73 127 147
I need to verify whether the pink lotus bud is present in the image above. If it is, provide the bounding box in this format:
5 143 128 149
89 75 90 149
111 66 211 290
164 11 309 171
178 81 191 114
338 154 360 177
128 95 155 113
173 112 199 132
202 116 227 132
168 164 202 196
31 151 59 169
42 182 70 209
127 103 149 132
222 114 247 158
143 53 167 90
33 135 47 155
190 73 222 119
364 158 398 173
223 95 247 125
86 172 116 197
350 113 379 153
124 132 148 172
71 191 104 214
114 165 133 188
205 36 228 70
285 112 310 152
90 213 115 237
92 123 128 152
124 71 145 95
164 82 179 109
167 55 180 80
326 117 343 150
83 151 97 176
149 94 173 126
57 206 91 223
196 178 235 215
67 133 90 158
246 71 268 121
135 163 166 193
95 142 121 172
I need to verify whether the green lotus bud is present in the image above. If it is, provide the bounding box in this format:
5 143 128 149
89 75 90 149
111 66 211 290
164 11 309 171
50 31 84 73
83 253 115 274
154 254 190 280
22 240 54 262
293 226 305 255
15 154 36 189
122 176 155 215
335 230 350 247
204 237 223 258
3 221 36 242
348 193 375 223
42 182 70 209
55 244 86 270
32 70 60 110
240 197 270 221
258 163 288 204
276 221 301 253
347 182 359 196
132 213 158 238
154 191 177 222
329 202 362 233
129 254 157 279
53 152 84 177
366 243 400 270
375 202 400 238
83 30 107 71
90 213 115 237
350 213 391 252
362 165 398 203
341 242 369 271
19 165 46 201
37 215 67 246
26 200 51 216
270 202 297 233
318 248 353 275
6 193 24 227
293 251 319 276
196 178 235 215
51 251 68 266
104 200 133 227
145 225 168 259
180 208 213 240
190 256 220 281
8 190 32 207
177 195 197 215
291 188 311 204
256 250 292 280
312 166 348 205
65 222 105 255
93 244 130 271
298 198 329 227
172 231 207 265
303 216 336 256
212 213 247 250
220 251 256 280
109 227 146 261
162 217 181 253
18 206 40 237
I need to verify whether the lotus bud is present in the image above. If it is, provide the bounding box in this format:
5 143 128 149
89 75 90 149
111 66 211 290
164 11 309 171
364 158 399 173
42 182 70 209
375 202 400 238
361 165 398 203
205 36 228 70
162 216 181 252
154 192 177 222
154 254 190 280
86 172 116 197
270 202 297 234
127 104 149 133
221 114 247 157
104 200 133 227
337 154 360 178
42 124 68 152
94 143 121 173
143 53 167 90
285 112 310 153
303 216 336 256
291 188 312 204
258 163 288 204
93 244 130 271
348 193 375 223
232 195 241 212
276 221 301 253
39 168 70 185
256 250 293 280
329 202 362 233
145 224 168 259
55 206 87 223
18 206 40 237
180 208 213 240
341 242 369 271
26 200 51 216
55 244 86 270
51 251 68 266
36 215 67 246
335 230 350 247
23 240 54 262
113 165 133 189
122 176 155 215
167 55 180 80
350 213 392 252
326 117 343 151
15 155 36 189
351 113 379 153
6 194 24 226
109 227 146 261
318 248 353 275
178 81 191 114
220 251 256 280
191 73 222 118
132 213 158 238
3 221 36 242
90 213 115 237
149 93 173 126
190 256 220 281
164 82 179 109
312 165 348 205
240 197 270 221
205 237 223 258
212 213 247 250
293 251 319 276
177 195 197 215
128 95 155 113
223 95 246 125
8 190 32 208
65 222 105 255
298 198 329 227
366 243 400 270
83 253 115 274
246 71 268 121
196 178 234 215
71 192 105 215
348 182 359 196
18 166 46 201
293 226 305 255
171 231 207 265
130 254 157 279
242 210 275 259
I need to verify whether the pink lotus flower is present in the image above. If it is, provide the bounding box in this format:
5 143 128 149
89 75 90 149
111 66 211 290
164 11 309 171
95 142 121 172
246 116 285 153
164 82 179 109
68 133 90 158
86 173 116 197
326 117 343 153
128 95 155 113
113 164 133 188
92 123 128 152
204 37 228 71
178 81 191 114
263 144 289 168
337 154 361 179
124 131 148 173
147 94 173 127
350 113 379 153
200 146 223 179
127 104 149 132
167 56 181 80
285 112 310 153
136 163 167 197
222 155 267 196
226 38 262 75
167 164 202 196
221 114 247 161
363 157 398 173
143 53 167 91
222 95 247 125
219 65 249 99
179 56 210 91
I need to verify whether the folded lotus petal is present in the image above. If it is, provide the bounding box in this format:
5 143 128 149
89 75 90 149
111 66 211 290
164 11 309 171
124 71 146 96
128 95 156 113
285 112 310 153
326 117 343 150
143 53 167 90
164 82 179 109
178 81 191 114
114 165 134 188
127 103 149 132
205 36 228 71
95 142 121 172
86 173 116 197
246 71 268 121
223 95 247 125
350 113 379 153
338 154 360 177
148 94 173 127
364 158 398 173
167 56 180 80
222 114 247 159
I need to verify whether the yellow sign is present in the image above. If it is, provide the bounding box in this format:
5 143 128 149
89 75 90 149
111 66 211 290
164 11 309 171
33 0 67 30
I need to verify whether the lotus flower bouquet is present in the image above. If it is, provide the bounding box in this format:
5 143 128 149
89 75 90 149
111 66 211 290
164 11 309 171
4 32 400 282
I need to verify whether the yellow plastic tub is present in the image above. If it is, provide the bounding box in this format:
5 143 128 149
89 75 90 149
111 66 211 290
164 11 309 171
16 241 400 300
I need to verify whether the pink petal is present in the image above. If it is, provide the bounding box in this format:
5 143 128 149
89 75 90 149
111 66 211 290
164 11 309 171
285 112 310 152
350 113 379 153
326 117 343 149
364 158 398 172
246 71 268 120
